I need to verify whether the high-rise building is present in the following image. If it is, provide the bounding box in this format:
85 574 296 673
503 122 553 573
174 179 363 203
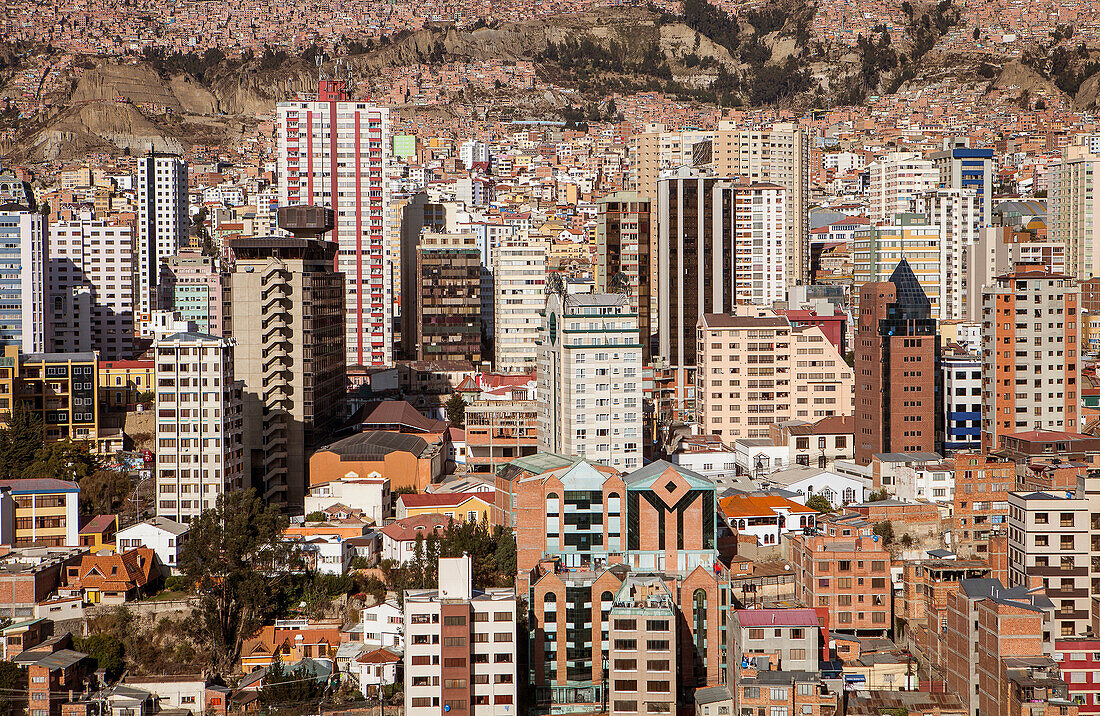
537 290 643 471
158 251 225 336
867 152 937 222
852 213 943 319
632 121 810 285
493 242 546 372
0 205 46 354
276 81 391 367
655 171 788 415
941 349 982 453
458 139 490 169
397 195 453 355
47 212 135 359
225 206 346 510
136 152 188 323
403 555 517 716
854 260 938 464
980 266 1080 451
153 332 245 524
413 231 482 364
1051 139 1100 280
916 188 980 321
967 218 1065 321
696 313 853 441
596 192 653 359
932 138 995 226
3 348 99 443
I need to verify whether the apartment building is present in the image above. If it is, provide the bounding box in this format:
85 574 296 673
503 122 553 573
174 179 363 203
99 359 153 411
537 291 643 471
413 232 482 364
518 459 730 712
11 351 99 443
944 578 1071 716
463 400 538 501
1008 490 1089 637
136 152 188 322
952 453 1014 559
980 267 1080 451
932 139 995 226
1054 637 1100 715
854 260 938 464
942 349 982 453
696 313 853 442
226 207 346 510
0 478 80 547
654 172 789 413
729 609 825 673
403 555 517 716
967 224 1067 321
1050 139 1100 280
0 204 46 353
789 533 891 637
852 214 943 319
493 242 546 372
47 212 135 359
153 332 245 524
276 81 391 367
158 252 224 336
607 575 677 716
868 152 937 222
596 192 652 360
916 188 979 321
632 122 809 285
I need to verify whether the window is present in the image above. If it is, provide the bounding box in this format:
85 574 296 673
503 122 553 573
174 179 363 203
615 680 638 692
646 640 670 650
443 637 466 647
443 616 466 626
647 681 671 693
647 660 670 671
614 659 637 671
614 702 638 713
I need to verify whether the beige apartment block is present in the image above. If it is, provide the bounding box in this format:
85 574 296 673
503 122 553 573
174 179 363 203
696 313 853 441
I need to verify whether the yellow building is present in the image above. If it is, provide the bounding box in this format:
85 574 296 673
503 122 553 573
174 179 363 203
16 351 99 443
99 360 155 410
852 214 943 319
395 492 493 524
78 514 118 552
2 478 81 547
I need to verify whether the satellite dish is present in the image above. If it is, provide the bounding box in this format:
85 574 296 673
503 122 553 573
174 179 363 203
872 535 879 542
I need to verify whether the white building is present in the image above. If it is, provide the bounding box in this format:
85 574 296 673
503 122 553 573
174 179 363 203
276 82 392 367
760 465 870 506
115 517 190 573
942 352 982 453
360 600 404 648
154 332 245 524
292 534 355 575
0 206 46 353
1051 141 1100 280
403 555 517 716
460 140 490 169
733 183 787 306
916 188 979 321
537 291 643 471
493 242 547 372
47 211 135 359
136 152 188 323
868 152 937 222
303 475 389 526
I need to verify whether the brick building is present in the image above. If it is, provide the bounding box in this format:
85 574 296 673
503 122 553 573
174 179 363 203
854 260 938 465
789 533 891 637
517 458 730 712
951 453 1015 559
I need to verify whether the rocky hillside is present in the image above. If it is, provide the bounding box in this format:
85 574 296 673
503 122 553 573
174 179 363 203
4 0 1100 161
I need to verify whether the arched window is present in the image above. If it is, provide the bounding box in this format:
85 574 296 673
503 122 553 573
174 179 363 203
843 487 856 504
821 488 835 504
607 493 621 514
693 589 708 680
547 492 560 514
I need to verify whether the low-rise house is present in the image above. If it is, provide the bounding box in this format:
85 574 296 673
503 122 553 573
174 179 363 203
34 595 84 622
761 465 870 507
115 517 189 573
303 476 389 526
719 494 817 546
378 513 453 564
395 492 492 524
78 515 117 551
354 647 400 695
360 600 403 648
1 617 50 659
240 620 344 672
60 547 161 604
120 675 220 714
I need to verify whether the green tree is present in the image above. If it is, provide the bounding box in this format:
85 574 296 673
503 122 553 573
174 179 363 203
74 633 125 681
0 407 44 479
867 489 890 502
179 489 291 674
872 521 895 546
305 511 327 522
806 494 833 513
78 470 133 515
445 393 467 428
0 660 25 715
260 660 324 705
23 440 99 483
